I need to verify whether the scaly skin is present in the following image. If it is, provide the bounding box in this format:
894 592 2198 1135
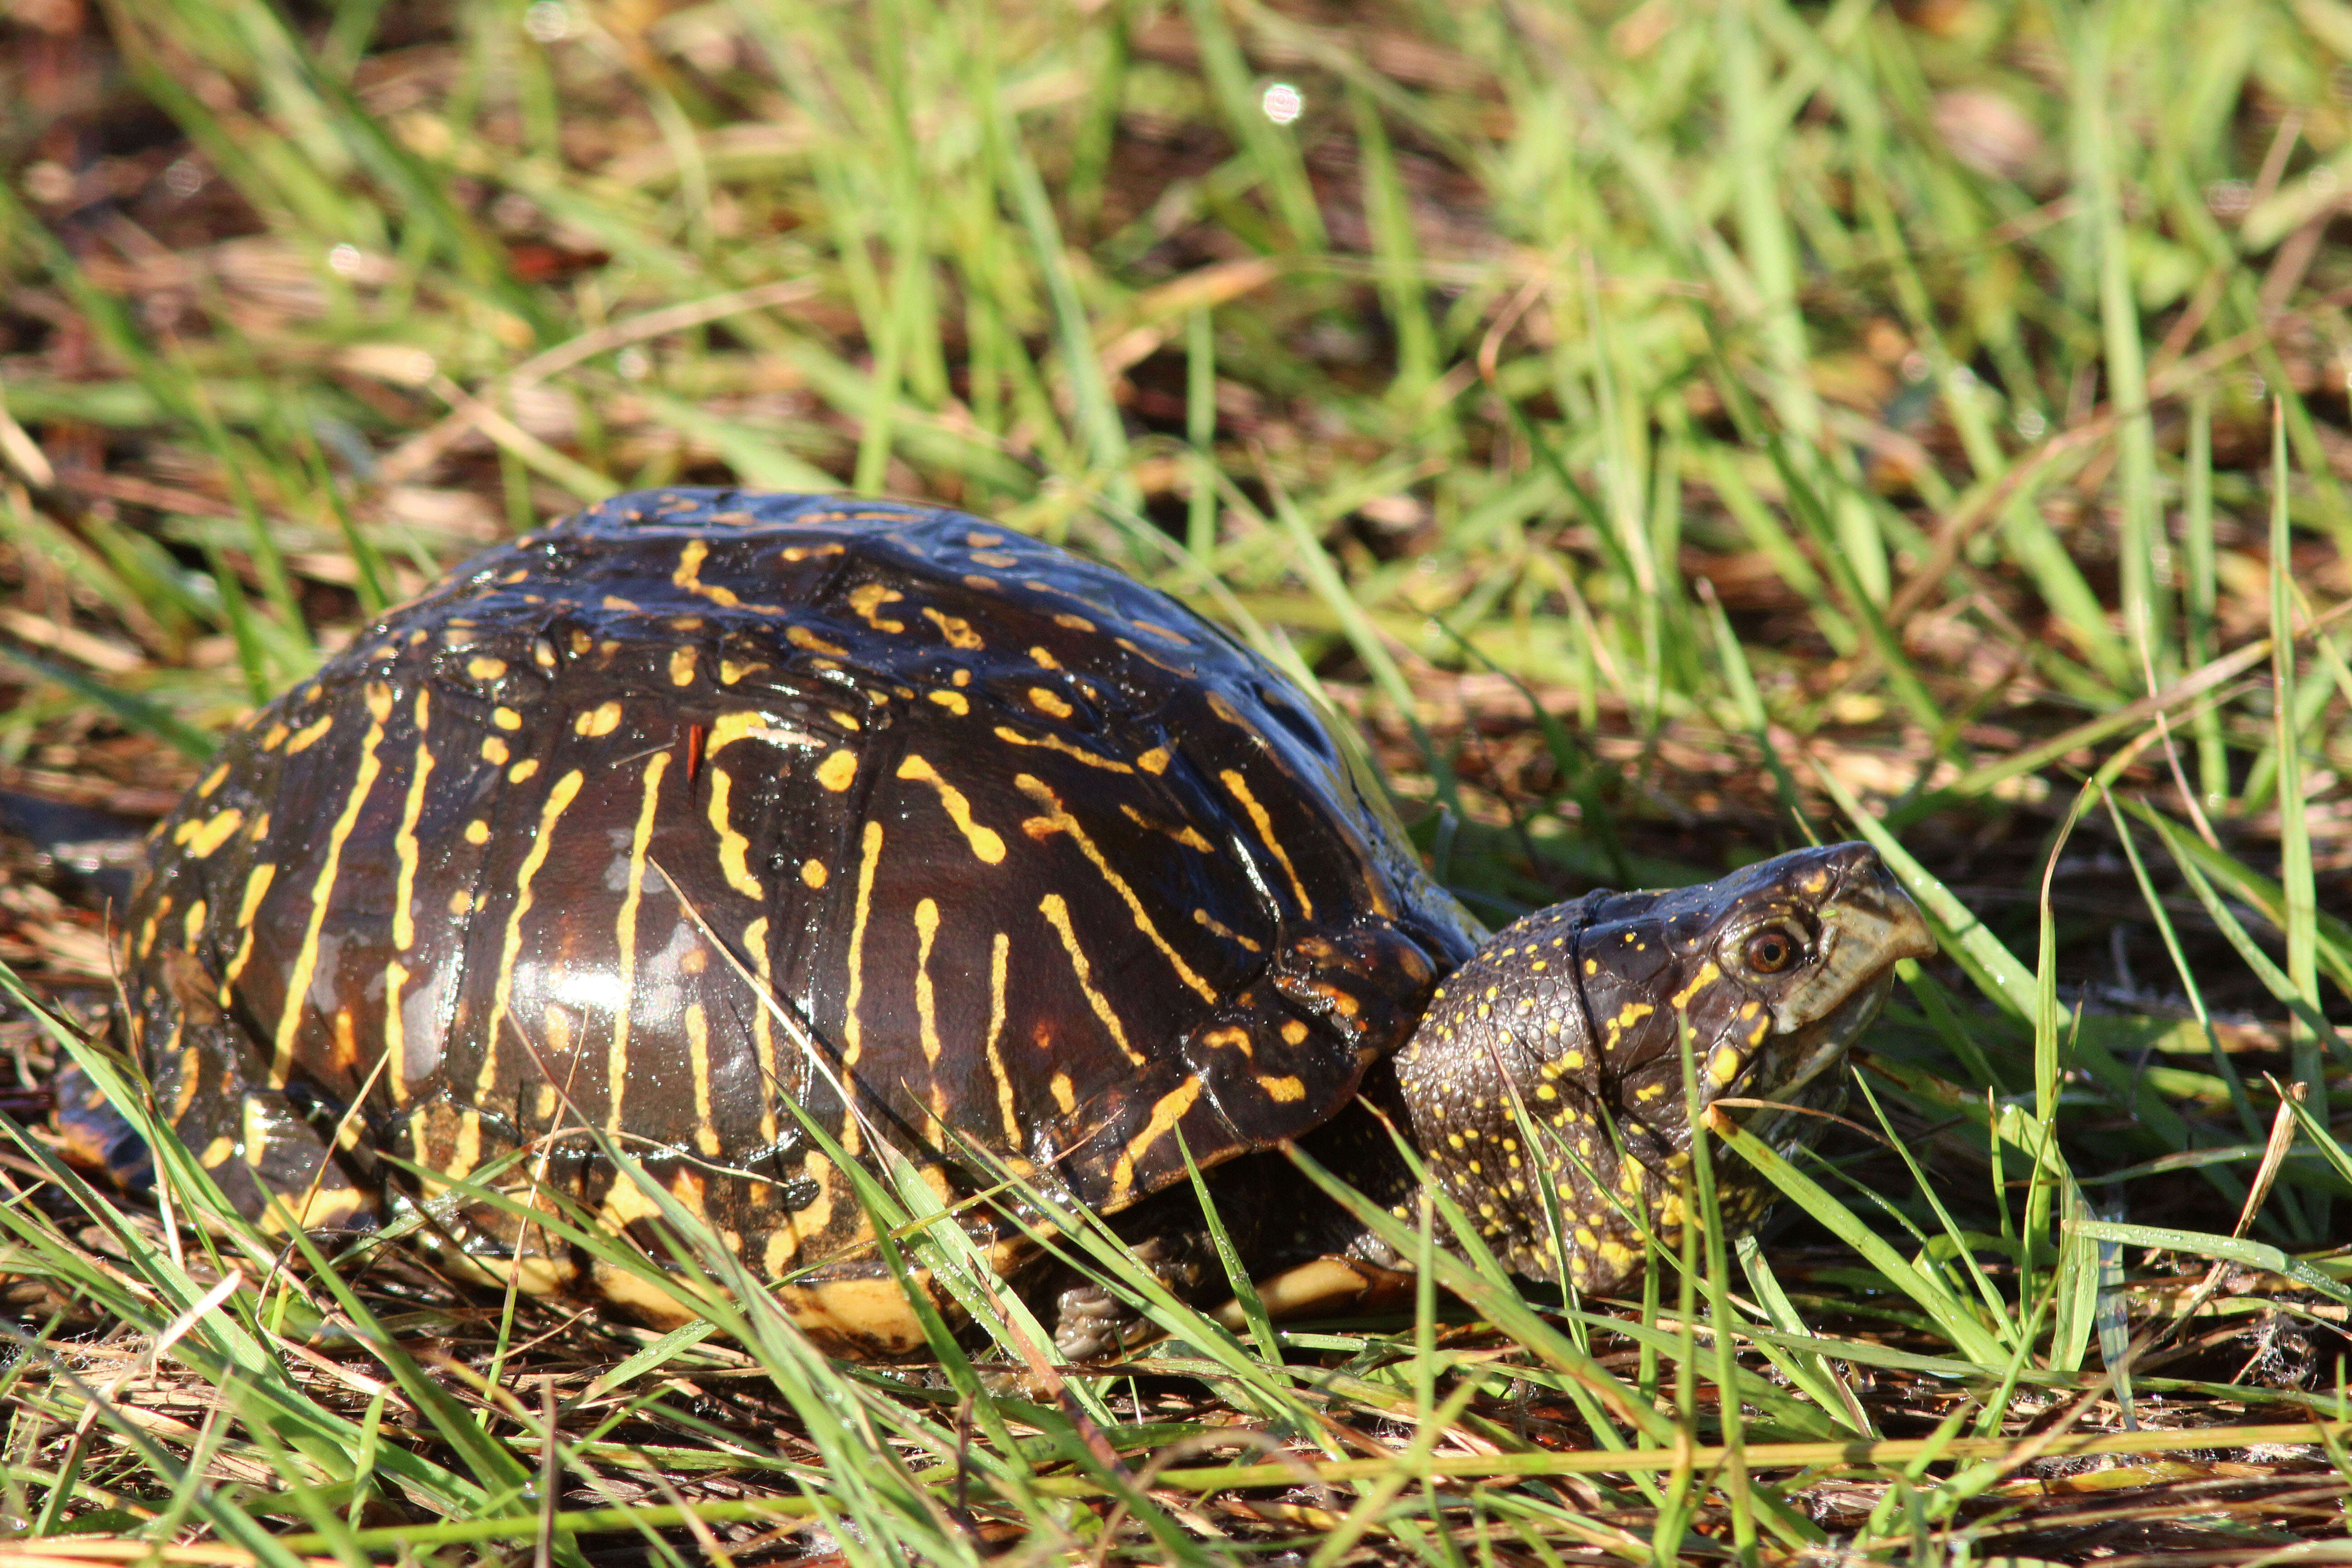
1395 841 1935 1291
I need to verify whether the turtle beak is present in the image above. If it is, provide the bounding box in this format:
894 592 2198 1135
1767 844 1935 1030
1824 843 1937 961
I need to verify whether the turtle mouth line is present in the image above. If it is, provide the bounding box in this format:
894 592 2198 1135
1762 964 1898 1104
1720 964 1898 1142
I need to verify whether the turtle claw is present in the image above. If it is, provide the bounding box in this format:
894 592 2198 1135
1051 1282 1148 1361
1044 1222 1217 1360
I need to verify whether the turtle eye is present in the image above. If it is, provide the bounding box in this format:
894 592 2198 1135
1744 928 1802 974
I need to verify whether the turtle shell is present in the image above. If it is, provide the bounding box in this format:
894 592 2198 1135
120 490 1480 1314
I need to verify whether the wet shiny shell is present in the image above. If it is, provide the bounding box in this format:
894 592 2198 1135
122 491 1479 1315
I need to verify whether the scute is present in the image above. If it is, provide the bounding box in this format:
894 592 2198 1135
117 490 1480 1315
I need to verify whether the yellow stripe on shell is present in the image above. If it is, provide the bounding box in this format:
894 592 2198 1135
847 582 906 631
788 624 848 657
607 752 670 1130
912 898 943 1066
1216 769 1313 919
1017 774 1217 1002
839 819 885 1156
1120 802 1212 851
390 719 437 949
1106 1077 1202 1204
923 607 981 649
671 538 784 613
270 683 393 1086
1036 891 1145 1067
476 768 587 1100
983 931 1018 1144
745 916 779 1147
704 767 764 899
895 754 1005 863
989 726 1132 772
382 958 411 1105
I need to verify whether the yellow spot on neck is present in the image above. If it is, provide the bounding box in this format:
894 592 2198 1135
1668 961 1722 1013
815 750 858 792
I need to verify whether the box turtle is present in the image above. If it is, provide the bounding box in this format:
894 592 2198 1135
87 490 1934 1356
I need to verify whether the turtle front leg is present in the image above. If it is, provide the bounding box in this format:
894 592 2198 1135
1043 1096 1421 1358
1049 1218 1221 1360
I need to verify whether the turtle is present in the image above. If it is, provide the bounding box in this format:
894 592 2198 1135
80 489 1936 1357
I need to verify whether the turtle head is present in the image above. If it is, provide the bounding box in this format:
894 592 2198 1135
1393 842 1934 1289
